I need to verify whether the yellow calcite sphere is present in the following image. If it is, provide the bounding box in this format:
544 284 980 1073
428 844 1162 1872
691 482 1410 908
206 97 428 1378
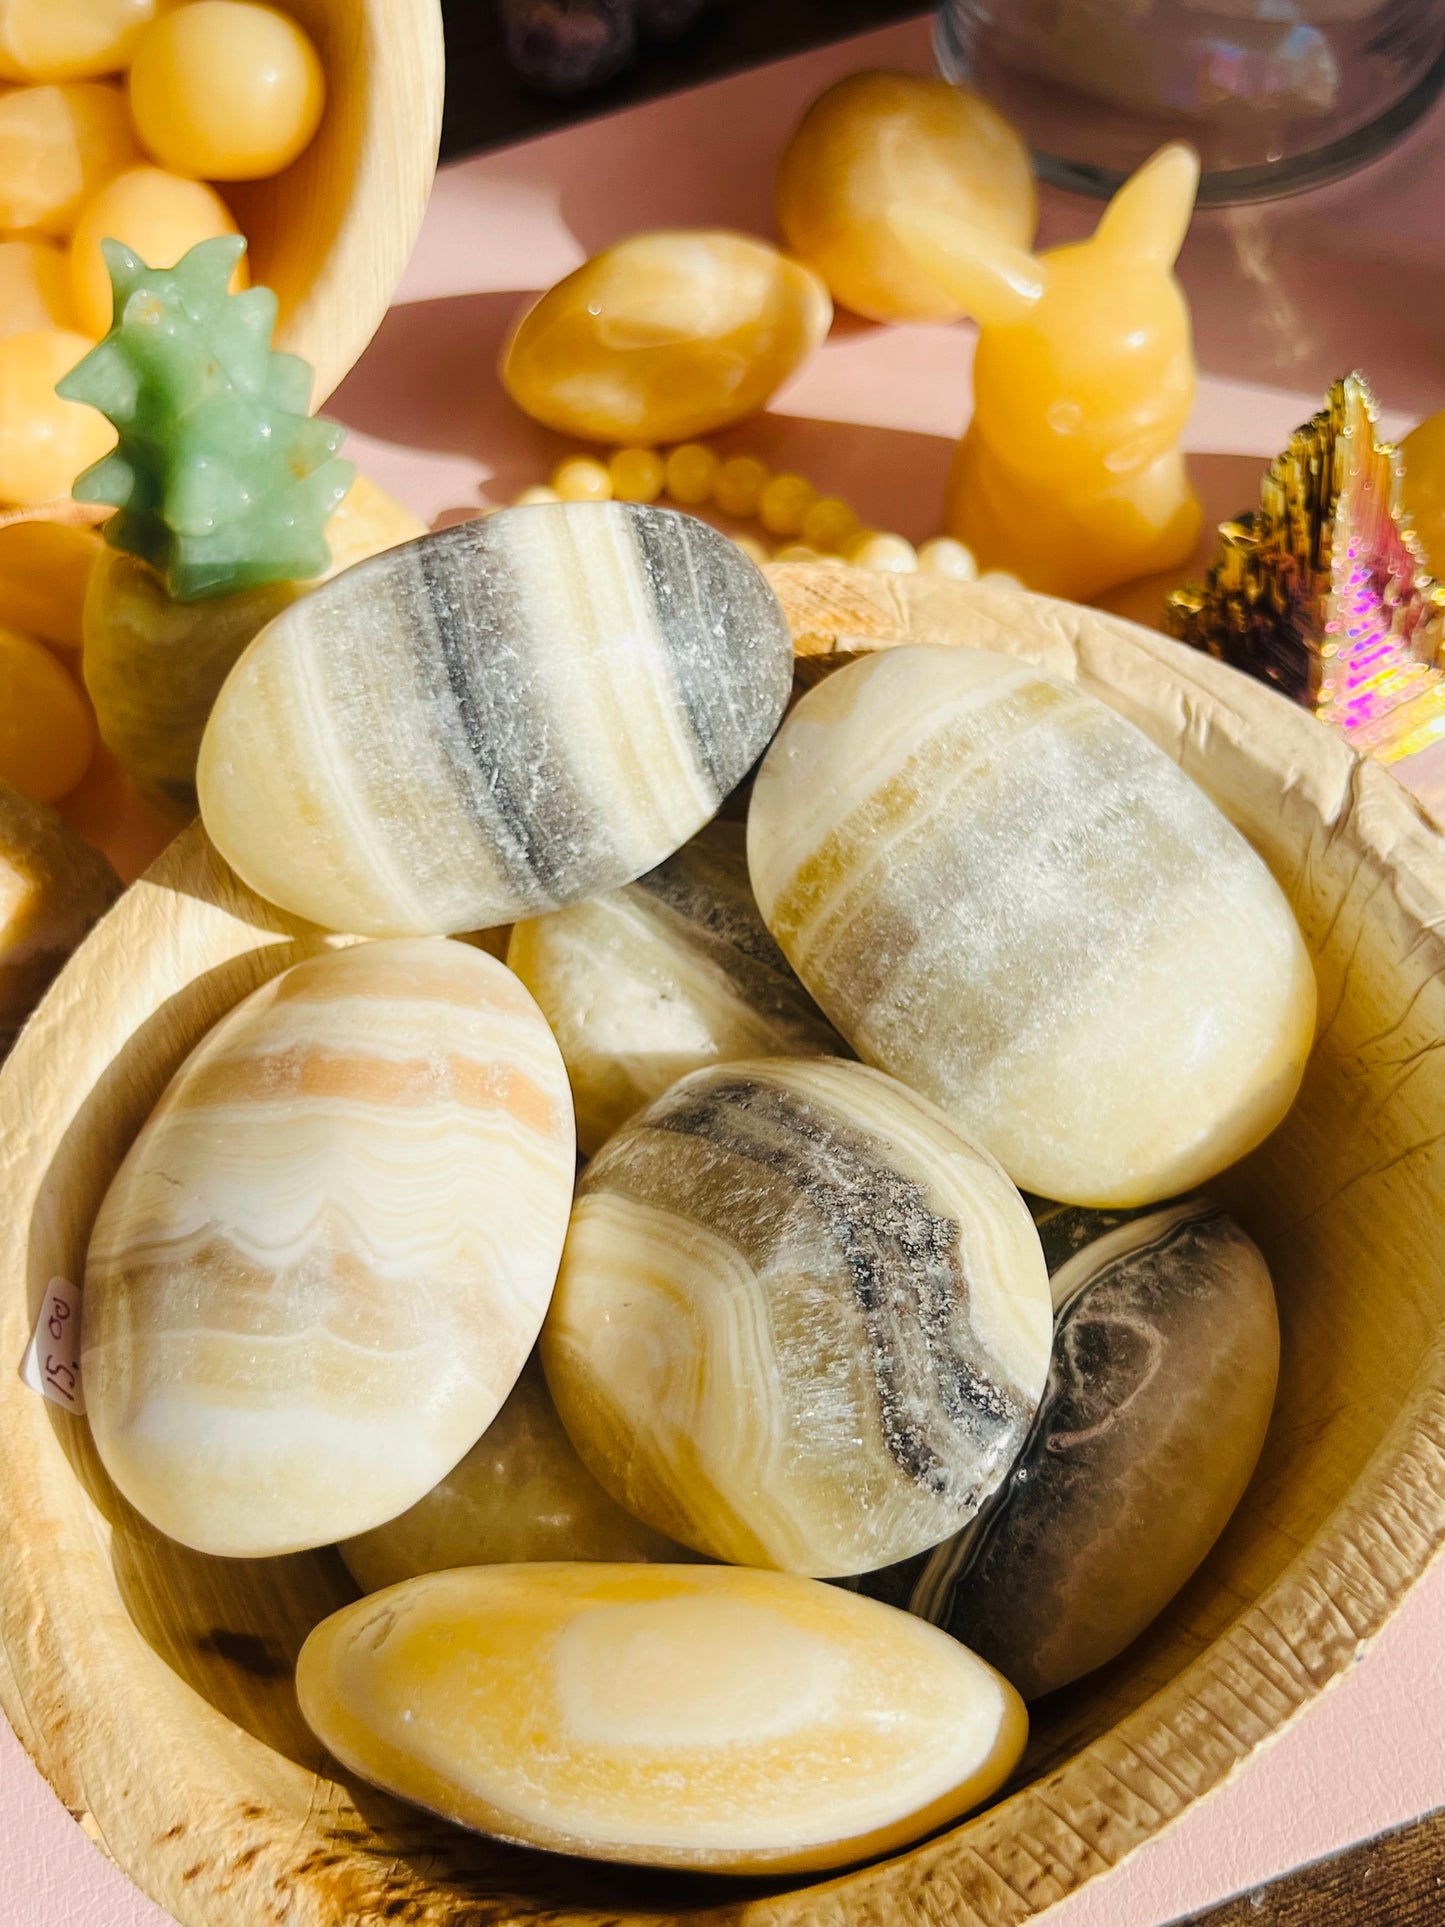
69 166 244 338
0 328 115 505
800 493 860 551
128 0 325 182
0 79 136 235
501 231 832 445
607 444 664 503
0 240 76 338
1401 407 1445 580
551 455 611 502
296 1563 1028 1872
0 0 156 81
662 440 718 505
776 71 1036 324
0 624 94 802
758 470 815 536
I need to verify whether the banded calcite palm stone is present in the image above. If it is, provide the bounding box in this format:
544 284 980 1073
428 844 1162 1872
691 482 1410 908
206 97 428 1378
339 1354 687 1593
542 1057 1052 1577
748 645 1317 1207
857 1198 1278 1699
507 821 845 1155
197 502 794 937
83 940 576 1558
296 1563 1027 1872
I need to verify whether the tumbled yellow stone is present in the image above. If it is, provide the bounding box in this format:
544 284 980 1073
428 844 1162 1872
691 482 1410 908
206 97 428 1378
748 646 1317 1207
0 0 156 82
543 1056 1052 1576
0 515 101 649
501 231 832 445
340 1354 686 1592
776 71 1035 324
295 1563 1028 1872
0 239 76 338
0 79 135 236
0 621 94 801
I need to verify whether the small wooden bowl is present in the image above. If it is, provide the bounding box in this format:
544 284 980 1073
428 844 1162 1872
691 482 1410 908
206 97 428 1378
4 565 1445 1925
223 0 444 402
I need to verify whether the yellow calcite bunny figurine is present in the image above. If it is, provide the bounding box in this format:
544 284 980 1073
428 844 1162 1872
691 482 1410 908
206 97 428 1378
892 143 1202 602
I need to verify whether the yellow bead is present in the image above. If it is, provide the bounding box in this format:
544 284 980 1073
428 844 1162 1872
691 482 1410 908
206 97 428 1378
0 80 135 236
0 0 155 82
0 239 75 338
712 455 769 520
69 165 245 338
321 473 428 579
980 570 1025 591
551 456 612 503
608 445 664 504
917 535 979 581
500 231 832 445
758 472 816 538
0 329 115 504
512 484 560 507
663 441 718 507
846 531 918 574
801 495 861 553
0 621 94 802
128 0 325 183
0 516 102 648
731 533 771 566
773 542 823 563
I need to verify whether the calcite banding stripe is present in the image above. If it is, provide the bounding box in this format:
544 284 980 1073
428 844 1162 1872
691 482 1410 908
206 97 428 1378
542 1057 1052 1577
197 502 794 938
82 939 576 1559
748 645 1317 1207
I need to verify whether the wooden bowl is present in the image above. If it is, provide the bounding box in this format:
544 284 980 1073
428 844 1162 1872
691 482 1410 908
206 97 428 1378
4 565 1444 1925
224 0 444 402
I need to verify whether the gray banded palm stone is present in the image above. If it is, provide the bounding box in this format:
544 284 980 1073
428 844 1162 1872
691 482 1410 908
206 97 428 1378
197 502 794 936
855 1198 1279 1699
541 1057 1052 1578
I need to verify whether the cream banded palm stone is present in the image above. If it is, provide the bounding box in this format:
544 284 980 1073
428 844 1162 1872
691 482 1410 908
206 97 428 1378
507 821 845 1155
296 1563 1027 1872
82 939 576 1557
748 645 1316 1206
542 1057 1052 1576
197 502 794 937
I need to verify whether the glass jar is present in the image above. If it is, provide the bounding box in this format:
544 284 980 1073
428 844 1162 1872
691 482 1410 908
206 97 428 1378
937 0 1445 202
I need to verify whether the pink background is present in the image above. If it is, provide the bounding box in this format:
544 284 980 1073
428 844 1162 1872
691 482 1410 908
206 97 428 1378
5 20 1445 1923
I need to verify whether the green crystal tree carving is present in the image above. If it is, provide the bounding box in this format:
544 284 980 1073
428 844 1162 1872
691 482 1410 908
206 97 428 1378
57 236 356 601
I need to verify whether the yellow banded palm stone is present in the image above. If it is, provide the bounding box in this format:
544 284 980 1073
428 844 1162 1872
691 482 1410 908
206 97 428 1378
296 1563 1027 1873
83 939 576 1557
748 646 1316 1207
543 1057 1052 1577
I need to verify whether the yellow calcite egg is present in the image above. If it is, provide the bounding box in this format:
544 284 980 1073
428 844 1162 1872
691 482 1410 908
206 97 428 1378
501 231 832 445
69 166 244 338
0 240 76 338
0 516 101 649
776 71 1035 324
0 623 95 802
1401 407 1445 580
0 0 156 82
0 80 136 236
82 940 577 1558
128 0 325 182
296 1563 1028 1872
0 329 115 505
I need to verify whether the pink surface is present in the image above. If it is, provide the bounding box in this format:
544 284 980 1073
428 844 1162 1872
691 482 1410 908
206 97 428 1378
5 20 1445 1926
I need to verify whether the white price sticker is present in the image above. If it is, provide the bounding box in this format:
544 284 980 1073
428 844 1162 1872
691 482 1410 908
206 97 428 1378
21 1277 85 1414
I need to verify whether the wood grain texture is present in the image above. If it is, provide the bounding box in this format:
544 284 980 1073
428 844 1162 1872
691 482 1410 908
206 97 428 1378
229 0 443 402
4 563 1445 1925
1180 1806 1445 1925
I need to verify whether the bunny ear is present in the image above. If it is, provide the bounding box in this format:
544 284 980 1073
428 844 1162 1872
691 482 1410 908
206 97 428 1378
887 205 1046 326
1093 144 1200 266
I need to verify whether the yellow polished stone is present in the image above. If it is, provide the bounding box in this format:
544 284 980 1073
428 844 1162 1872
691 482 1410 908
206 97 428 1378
607 445 664 503
501 231 832 445
542 1056 1052 1576
0 777 117 1054
0 328 115 504
0 79 135 235
776 71 1035 324
758 471 815 537
0 240 76 338
1401 407 1445 580
319 472 427 577
296 1563 1027 1872
128 1 325 182
892 143 1203 602
711 453 769 519
0 623 94 802
340 1354 686 1591
799 493 860 552
0 516 101 649
0 0 155 81
662 440 718 506
69 166 244 338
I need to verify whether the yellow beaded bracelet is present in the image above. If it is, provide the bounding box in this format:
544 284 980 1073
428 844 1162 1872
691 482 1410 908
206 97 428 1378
508 442 1024 586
